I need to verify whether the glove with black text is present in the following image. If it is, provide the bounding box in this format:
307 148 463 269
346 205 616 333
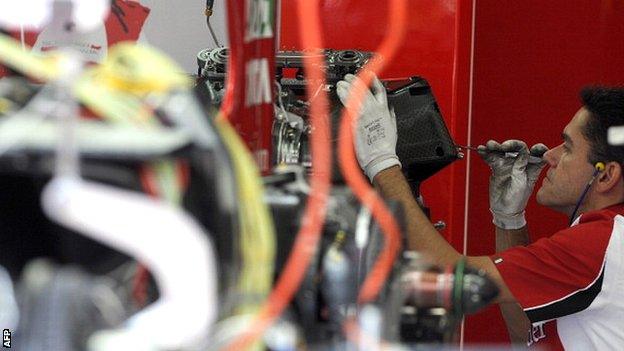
336 73 400 182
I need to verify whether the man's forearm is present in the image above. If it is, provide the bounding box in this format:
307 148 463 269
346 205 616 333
495 223 532 344
496 226 530 252
372 166 461 267
372 166 518 304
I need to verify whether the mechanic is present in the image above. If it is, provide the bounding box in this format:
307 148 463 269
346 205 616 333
337 73 624 350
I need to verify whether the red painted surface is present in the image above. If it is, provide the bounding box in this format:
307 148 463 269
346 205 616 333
224 0 276 173
465 0 624 345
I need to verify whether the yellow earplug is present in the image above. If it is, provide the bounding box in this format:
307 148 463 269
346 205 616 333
595 162 606 172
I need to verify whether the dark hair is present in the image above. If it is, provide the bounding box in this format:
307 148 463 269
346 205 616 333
580 86 624 165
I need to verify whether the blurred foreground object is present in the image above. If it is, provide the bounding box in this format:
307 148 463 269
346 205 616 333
0 0 149 70
0 35 235 350
0 0 108 31
384 254 499 343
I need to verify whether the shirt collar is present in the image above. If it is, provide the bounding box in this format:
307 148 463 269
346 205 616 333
571 202 624 227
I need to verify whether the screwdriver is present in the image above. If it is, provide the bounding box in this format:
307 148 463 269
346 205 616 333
457 145 544 163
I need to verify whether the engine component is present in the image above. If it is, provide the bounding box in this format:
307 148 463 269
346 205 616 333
198 47 372 84
197 47 459 186
263 165 406 345
387 77 459 183
382 253 500 343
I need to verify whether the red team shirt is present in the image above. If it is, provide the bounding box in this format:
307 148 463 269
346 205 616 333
493 203 624 350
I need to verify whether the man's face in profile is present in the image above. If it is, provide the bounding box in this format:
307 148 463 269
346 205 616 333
536 107 597 214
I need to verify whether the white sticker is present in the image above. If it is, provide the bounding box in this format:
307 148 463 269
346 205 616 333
245 0 274 42
245 58 272 107
32 20 107 63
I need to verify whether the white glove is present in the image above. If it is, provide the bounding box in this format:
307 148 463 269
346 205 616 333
336 73 401 181
477 140 548 229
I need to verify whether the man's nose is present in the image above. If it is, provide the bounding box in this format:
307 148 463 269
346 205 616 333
543 144 561 167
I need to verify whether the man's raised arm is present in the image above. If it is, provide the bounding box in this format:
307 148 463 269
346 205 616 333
335 73 545 304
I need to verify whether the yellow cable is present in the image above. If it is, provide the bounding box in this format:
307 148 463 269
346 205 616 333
215 115 277 350
75 43 191 125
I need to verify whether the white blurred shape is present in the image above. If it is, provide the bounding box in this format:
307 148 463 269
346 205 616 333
359 305 382 351
42 177 217 350
0 0 52 30
0 267 19 331
608 125 624 146
0 0 108 31
73 0 109 31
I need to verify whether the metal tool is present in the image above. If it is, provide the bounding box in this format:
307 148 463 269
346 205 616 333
457 145 544 163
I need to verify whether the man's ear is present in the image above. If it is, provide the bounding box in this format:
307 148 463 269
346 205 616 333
595 161 623 192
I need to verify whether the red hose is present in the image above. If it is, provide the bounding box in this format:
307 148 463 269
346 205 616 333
222 0 331 349
337 0 408 304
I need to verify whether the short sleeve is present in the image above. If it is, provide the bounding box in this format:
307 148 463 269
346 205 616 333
492 213 613 324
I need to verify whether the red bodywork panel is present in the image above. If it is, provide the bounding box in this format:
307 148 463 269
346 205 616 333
223 0 276 174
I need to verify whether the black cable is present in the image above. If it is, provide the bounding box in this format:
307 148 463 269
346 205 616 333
569 167 602 226
568 169 600 226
